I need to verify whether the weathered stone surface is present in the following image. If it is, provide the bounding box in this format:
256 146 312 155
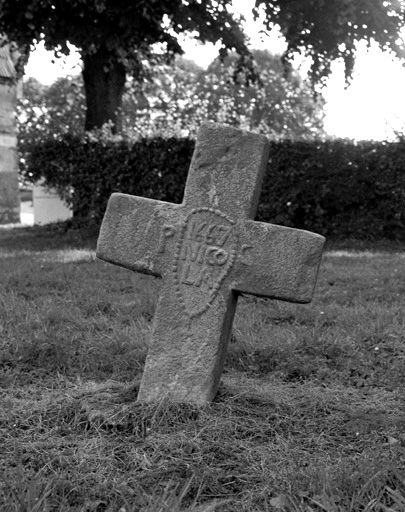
97 123 325 404
0 84 16 132
0 170 19 224
0 48 19 225
0 144 19 224
0 142 17 172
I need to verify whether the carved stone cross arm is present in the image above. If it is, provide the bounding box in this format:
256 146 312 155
97 193 183 277
98 196 324 308
233 220 324 303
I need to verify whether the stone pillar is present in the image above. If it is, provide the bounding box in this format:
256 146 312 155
0 43 20 224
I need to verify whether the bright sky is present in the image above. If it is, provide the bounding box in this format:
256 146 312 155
24 0 405 141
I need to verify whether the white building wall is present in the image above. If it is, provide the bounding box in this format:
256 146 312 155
33 183 73 224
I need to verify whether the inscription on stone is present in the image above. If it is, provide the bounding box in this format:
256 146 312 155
173 208 237 317
97 123 325 404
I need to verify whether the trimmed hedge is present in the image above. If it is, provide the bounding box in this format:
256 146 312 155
259 140 405 240
21 135 405 240
22 135 192 222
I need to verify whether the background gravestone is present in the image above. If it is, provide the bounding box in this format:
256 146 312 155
0 42 20 224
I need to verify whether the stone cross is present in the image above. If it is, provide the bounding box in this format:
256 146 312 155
97 123 325 404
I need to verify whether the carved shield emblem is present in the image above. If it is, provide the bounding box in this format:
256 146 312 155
173 208 238 317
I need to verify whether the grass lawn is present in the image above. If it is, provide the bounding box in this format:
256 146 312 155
1 225 405 511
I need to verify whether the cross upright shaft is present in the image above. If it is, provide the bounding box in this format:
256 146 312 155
97 123 325 404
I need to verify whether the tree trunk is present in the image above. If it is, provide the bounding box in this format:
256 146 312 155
82 48 126 133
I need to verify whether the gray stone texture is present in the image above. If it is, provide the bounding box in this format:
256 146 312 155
97 123 325 404
0 55 19 224
0 85 16 132
0 170 19 223
0 137 19 224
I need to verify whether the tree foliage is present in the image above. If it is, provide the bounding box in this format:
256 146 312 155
17 76 85 179
19 51 324 143
3 0 405 132
18 76 85 143
122 52 325 140
200 51 325 138
255 0 405 84
2 0 402 83
0 0 249 64
0 0 250 130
